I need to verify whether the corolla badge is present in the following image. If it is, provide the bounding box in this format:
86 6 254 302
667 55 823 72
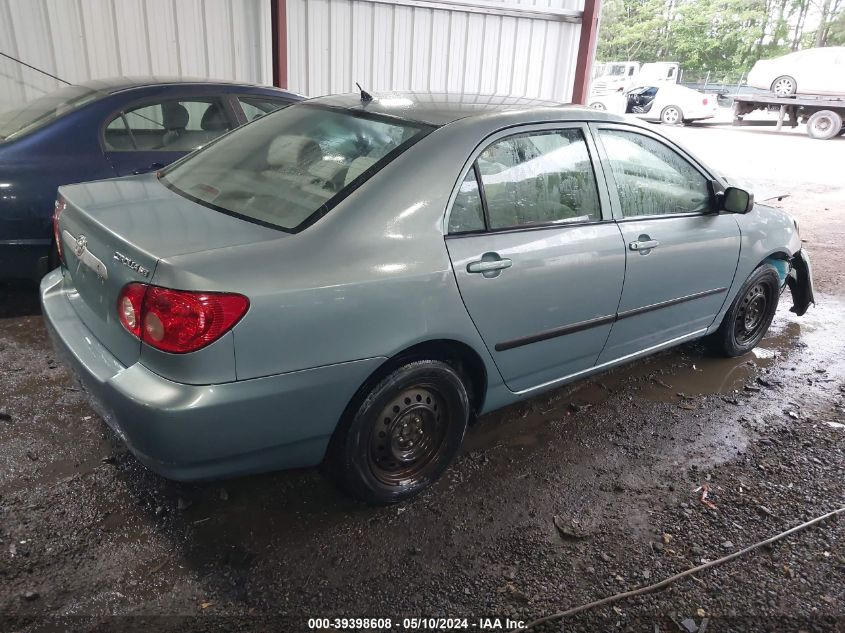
74 235 88 258
62 230 108 281
113 251 150 278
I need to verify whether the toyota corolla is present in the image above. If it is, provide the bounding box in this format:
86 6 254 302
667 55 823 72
41 92 814 504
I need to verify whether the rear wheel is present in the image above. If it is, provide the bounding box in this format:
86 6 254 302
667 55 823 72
660 105 683 125
589 101 607 111
710 264 780 357
771 75 797 97
806 110 843 140
326 360 469 504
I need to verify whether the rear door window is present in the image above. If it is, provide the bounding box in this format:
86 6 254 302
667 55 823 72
477 129 602 229
104 98 233 152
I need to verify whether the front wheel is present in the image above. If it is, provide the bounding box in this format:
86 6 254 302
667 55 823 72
325 360 470 504
710 264 780 357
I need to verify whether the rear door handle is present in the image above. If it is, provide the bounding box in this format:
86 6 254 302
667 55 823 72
629 239 660 251
467 258 512 273
467 257 513 277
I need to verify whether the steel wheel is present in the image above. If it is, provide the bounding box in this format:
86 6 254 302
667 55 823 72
368 385 448 486
733 282 769 345
772 75 796 97
661 106 682 124
326 359 470 504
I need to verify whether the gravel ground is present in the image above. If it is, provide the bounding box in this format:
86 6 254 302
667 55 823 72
0 126 843 633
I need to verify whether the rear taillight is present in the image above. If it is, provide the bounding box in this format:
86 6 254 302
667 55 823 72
117 283 249 354
53 195 67 264
702 97 709 105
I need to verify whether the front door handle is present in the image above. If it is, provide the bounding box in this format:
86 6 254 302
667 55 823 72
629 239 660 251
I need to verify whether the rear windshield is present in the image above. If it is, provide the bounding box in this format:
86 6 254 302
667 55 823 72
0 85 102 142
159 104 434 232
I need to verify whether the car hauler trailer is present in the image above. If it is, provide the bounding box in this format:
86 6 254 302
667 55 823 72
733 93 845 140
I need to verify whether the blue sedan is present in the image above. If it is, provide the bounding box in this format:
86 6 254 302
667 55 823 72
0 77 301 281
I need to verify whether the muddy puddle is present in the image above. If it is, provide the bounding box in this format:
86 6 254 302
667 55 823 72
464 296 844 452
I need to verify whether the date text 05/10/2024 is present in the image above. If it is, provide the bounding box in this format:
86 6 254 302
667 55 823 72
307 617 527 630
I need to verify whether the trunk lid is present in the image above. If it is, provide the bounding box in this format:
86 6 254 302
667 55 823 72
57 174 282 367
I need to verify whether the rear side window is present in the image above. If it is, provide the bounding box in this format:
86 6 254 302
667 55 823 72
160 104 433 232
448 169 485 233
104 99 232 152
478 129 601 229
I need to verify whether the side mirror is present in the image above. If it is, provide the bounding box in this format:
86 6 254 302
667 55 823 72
719 186 754 214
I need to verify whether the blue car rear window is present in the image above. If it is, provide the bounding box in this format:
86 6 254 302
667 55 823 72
0 85 102 142
160 104 434 233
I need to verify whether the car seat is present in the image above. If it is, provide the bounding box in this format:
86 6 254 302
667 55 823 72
199 103 229 144
159 103 190 148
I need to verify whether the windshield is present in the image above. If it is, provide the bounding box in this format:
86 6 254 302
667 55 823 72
0 84 102 142
160 104 434 232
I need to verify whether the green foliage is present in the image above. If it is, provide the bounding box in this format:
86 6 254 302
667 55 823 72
827 11 845 45
597 0 843 78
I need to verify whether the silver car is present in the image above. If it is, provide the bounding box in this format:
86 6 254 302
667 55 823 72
41 92 814 503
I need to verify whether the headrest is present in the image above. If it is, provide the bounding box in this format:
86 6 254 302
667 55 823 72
343 156 378 186
201 103 228 131
309 159 346 185
267 135 321 168
162 103 189 131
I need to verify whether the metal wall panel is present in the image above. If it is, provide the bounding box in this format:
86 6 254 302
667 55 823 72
0 0 272 111
286 0 583 101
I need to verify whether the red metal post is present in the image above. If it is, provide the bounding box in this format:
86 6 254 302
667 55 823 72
571 0 602 104
270 0 288 89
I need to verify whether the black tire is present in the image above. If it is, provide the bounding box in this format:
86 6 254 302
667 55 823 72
660 105 683 125
806 110 843 140
710 264 780 357
326 360 470 504
771 75 797 96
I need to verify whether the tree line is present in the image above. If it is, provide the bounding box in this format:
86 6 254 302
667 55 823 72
597 0 845 80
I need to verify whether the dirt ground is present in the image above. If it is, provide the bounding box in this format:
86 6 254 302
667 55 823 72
1 123 843 633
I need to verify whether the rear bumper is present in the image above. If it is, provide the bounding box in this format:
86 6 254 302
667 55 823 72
40 269 385 481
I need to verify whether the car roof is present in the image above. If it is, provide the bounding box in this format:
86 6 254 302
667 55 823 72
77 76 299 96
306 91 627 126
